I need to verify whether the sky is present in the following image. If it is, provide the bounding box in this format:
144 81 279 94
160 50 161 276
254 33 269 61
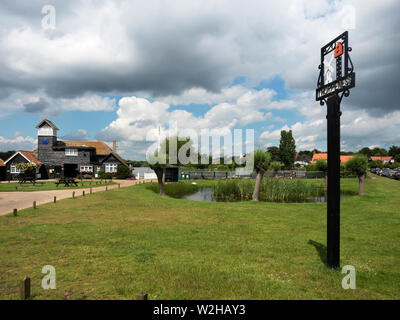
0 0 399 160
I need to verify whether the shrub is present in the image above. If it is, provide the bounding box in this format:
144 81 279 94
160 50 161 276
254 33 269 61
116 165 130 179
305 164 317 171
98 170 113 180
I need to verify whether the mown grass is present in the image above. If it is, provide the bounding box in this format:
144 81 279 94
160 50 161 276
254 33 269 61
0 180 115 192
0 175 399 299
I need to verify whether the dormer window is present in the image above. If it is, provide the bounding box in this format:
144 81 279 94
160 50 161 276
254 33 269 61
65 148 78 156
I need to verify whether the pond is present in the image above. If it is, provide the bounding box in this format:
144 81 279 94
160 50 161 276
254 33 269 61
180 187 354 203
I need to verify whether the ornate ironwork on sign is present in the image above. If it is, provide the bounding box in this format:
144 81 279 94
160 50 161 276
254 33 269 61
316 31 355 104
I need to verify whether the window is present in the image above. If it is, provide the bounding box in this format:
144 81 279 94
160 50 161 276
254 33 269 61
80 166 93 172
65 148 78 156
105 163 118 173
10 165 21 174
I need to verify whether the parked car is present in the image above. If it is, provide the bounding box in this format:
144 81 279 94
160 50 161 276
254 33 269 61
392 171 400 180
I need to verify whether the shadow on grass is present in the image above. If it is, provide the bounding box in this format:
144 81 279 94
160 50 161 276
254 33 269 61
308 240 327 267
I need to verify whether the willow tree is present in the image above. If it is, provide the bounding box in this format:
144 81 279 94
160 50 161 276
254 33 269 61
147 136 195 195
345 154 368 196
270 161 283 177
251 149 271 201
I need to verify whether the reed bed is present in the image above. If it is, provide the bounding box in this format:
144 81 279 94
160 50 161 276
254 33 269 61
213 178 324 202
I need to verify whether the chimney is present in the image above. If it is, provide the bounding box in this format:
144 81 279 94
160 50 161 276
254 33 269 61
112 140 116 152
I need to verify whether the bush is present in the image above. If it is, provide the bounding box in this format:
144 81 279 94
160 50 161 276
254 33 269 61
345 154 368 177
116 165 130 179
305 164 317 171
98 170 113 180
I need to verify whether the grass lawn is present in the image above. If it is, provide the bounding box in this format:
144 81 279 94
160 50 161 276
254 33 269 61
0 175 399 299
0 180 115 192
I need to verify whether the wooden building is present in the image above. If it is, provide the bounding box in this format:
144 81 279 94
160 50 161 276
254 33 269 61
3 119 129 180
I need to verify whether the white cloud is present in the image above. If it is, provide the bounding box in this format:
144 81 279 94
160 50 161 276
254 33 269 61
0 134 37 152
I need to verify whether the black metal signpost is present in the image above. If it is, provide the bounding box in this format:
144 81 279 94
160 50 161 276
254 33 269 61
316 31 355 269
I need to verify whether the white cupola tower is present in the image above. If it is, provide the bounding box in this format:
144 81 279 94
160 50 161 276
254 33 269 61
36 119 59 162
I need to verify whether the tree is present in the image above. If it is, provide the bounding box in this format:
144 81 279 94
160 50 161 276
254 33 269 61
358 147 372 157
270 161 283 177
298 150 313 157
278 130 296 169
388 145 400 158
251 149 271 201
267 146 280 162
368 160 383 169
148 136 195 195
371 147 388 156
0 150 16 161
116 165 130 179
315 159 328 202
345 154 368 196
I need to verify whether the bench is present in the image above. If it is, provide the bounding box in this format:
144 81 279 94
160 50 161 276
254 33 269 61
55 177 78 187
18 174 36 185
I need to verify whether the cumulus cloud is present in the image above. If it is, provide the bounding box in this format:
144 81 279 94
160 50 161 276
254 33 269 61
260 93 400 152
0 0 399 158
0 134 37 152
0 90 115 116
0 0 398 114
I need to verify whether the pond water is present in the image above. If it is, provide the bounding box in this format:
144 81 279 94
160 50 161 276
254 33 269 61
180 187 354 203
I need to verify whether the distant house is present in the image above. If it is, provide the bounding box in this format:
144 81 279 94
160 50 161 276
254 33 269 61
4 119 129 180
369 156 393 164
311 153 354 164
294 153 312 166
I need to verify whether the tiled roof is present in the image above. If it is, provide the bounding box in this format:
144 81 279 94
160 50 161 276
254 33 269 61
62 141 113 155
101 152 129 167
311 153 327 163
0 159 5 166
311 153 354 163
340 155 354 163
19 150 43 165
370 156 392 162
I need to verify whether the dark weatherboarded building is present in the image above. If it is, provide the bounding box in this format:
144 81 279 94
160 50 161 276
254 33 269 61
3 119 129 180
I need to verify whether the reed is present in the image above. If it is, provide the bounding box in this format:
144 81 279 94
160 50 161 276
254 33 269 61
213 178 324 202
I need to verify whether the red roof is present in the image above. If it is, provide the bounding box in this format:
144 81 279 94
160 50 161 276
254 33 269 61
312 153 327 163
0 159 5 167
370 156 392 162
340 155 354 163
312 153 354 164
18 150 42 165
